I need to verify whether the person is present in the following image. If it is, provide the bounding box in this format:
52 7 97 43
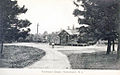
52 42 55 48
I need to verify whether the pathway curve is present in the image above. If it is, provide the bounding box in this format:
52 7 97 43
6 43 114 69
6 43 71 69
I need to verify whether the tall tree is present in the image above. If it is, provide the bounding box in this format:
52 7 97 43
73 0 118 54
117 0 120 59
0 0 31 54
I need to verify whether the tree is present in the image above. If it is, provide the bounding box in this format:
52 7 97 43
0 0 31 54
77 26 99 45
42 31 49 42
47 32 60 44
73 0 118 54
117 0 120 59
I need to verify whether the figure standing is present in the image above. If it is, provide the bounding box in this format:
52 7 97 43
52 42 55 48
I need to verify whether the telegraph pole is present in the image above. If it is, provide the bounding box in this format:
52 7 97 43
37 23 39 34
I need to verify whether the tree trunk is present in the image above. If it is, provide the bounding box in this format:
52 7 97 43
117 36 120 59
113 40 115 51
0 41 3 54
106 38 111 54
0 23 4 55
117 1 120 59
0 6 4 56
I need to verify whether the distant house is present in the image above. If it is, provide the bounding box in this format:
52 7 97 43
58 28 79 45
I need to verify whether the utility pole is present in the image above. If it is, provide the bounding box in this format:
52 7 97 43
37 23 39 34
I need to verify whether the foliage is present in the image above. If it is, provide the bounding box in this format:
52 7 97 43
48 32 60 44
73 0 120 54
0 0 31 42
24 34 42 42
73 0 118 40
77 26 99 45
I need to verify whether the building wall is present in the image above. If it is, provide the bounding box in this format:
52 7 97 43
59 30 78 45
59 34 69 45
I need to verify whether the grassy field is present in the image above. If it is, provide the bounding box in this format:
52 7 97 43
67 51 120 69
0 45 46 68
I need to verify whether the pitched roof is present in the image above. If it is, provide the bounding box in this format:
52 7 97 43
58 29 79 36
66 29 79 35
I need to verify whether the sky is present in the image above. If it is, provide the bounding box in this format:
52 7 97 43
17 0 81 34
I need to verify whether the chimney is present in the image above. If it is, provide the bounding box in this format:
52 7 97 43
67 26 70 30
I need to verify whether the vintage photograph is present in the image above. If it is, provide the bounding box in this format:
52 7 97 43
0 0 120 70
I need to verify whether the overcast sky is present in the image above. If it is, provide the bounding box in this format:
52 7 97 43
17 0 80 34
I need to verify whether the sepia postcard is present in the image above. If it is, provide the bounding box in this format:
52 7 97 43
0 0 120 75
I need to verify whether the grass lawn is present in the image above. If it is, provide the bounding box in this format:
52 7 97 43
0 45 46 68
67 51 120 69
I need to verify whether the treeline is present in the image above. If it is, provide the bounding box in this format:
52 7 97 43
19 32 59 44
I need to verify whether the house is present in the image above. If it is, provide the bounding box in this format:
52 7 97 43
58 27 79 45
